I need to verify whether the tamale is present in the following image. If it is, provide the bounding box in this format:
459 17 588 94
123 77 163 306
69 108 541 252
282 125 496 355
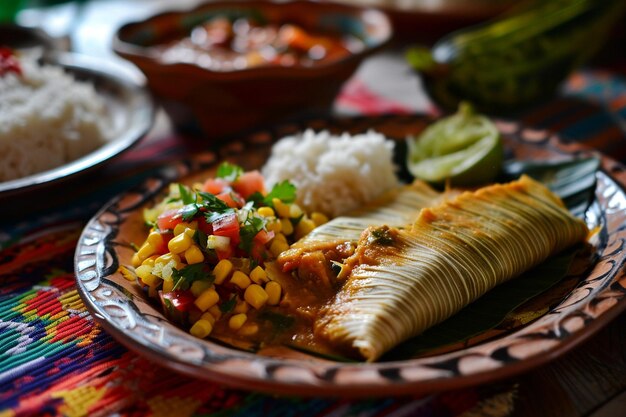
282 175 588 361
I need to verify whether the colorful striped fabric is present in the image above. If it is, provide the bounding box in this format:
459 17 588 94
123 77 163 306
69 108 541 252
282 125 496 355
0 68 624 417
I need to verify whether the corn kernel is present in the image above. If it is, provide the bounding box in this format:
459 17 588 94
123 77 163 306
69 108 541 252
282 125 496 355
295 218 316 240
208 305 222 320
280 218 294 235
244 284 268 310
238 323 259 336
249 266 268 284
184 245 204 264
155 253 181 266
273 232 287 243
265 281 282 306
266 219 282 233
146 231 164 248
273 198 290 218
141 255 158 267
230 271 251 289
137 242 155 261
195 288 220 311
229 313 247 330
311 212 329 226
142 274 161 287
168 233 192 254
270 239 290 257
184 227 196 238
131 253 142 267
233 299 250 314
213 259 233 284
162 278 175 293
200 312 216 326
190 280 212 297
190 319 213 338
289 204 303 218
257 207 275 217
136 264 154 280
173 222 190 236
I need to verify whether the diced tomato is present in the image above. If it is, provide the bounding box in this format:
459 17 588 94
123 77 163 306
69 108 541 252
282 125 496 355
232 170 266 199
212 212 240 246
216 245 234 261
157 208 183 231
217 191 245 208
202 178 230 195
161 290 195 312
196 216 213 234
253 229 274 245
250 243 268 264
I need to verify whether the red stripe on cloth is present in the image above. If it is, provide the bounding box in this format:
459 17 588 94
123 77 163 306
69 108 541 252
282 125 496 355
337 78 413 115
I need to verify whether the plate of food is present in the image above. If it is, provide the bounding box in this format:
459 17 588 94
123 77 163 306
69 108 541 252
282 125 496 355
74 111 626 397
0 48 155 198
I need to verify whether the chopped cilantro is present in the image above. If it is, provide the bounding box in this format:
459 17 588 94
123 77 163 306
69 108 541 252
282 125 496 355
216 162 243 182
219 295 237 313
193 229 208 251
180 203 201 221
246 191 265 207
171 264 213 291
264 181 296 207
239 215 266 253
370 227 395 246
178 184 196 205
198 192 231 212
205 209 236 224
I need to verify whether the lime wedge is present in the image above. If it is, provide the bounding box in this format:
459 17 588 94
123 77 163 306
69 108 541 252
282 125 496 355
407 103 503 186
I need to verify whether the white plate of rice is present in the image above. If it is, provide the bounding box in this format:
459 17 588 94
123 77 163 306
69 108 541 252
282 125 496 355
0 51 155 197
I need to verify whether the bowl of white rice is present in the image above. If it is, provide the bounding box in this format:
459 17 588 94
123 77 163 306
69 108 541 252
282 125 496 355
262 129 400 217
0 50 155 196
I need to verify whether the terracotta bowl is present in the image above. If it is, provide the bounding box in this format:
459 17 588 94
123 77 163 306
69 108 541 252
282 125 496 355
113 0 392 140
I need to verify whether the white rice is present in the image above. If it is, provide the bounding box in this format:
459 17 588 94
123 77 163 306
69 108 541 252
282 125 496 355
262 129 400 217
0 54 111 182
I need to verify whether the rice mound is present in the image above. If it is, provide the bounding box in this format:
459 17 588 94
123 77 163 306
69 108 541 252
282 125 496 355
262 129 400 217
0 54 111 182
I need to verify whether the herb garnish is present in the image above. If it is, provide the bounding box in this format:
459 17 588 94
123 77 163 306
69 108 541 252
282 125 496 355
249 180 296 208
216 162 243 182
239 216 266 253
219 295 238 313
171 264 213 291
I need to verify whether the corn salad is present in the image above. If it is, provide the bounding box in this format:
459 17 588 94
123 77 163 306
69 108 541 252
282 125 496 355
129 162 328 341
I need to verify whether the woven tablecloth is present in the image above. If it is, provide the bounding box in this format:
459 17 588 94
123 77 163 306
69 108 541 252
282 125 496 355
1 60 625 417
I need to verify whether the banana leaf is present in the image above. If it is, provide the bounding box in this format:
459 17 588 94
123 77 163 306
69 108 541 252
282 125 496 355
502 156 599 217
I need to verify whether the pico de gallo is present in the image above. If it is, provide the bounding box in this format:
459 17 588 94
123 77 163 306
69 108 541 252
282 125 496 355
128 162 328 342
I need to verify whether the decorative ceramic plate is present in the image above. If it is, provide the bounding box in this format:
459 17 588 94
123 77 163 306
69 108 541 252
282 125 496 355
75 115 626 397
0 52 155 198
